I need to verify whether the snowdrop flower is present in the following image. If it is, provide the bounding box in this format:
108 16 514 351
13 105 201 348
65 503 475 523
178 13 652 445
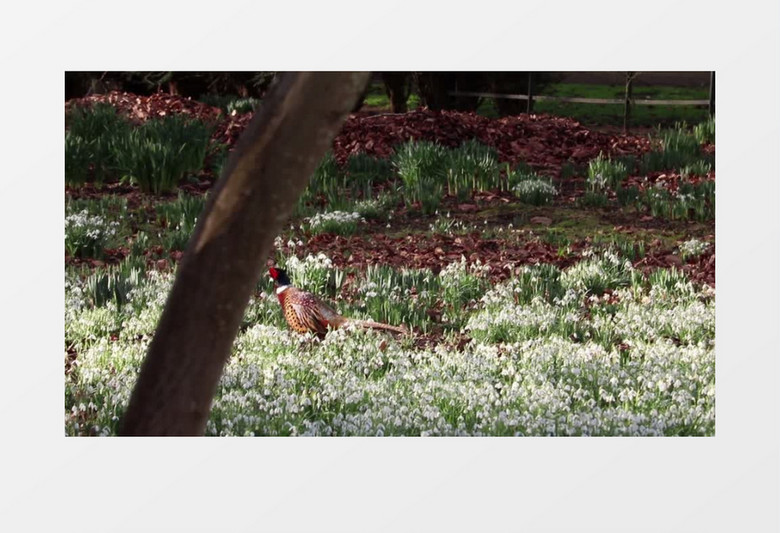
678 238 711 259
66 245 714 437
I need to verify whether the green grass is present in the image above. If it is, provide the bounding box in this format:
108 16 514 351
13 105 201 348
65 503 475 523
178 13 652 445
114 115 213 194
587 153 628 191
693 117 715 144
541 83 707 101
83 257 145 310
362 82 421 110
533 83 711 127
155 192 206 251
296 152 399 218
391 141 447 214
295 152 350 216
65 103 132 185
579 190 609 208
353 133 713 225
534 101 709 128
65 105 215 193
445 140 502 199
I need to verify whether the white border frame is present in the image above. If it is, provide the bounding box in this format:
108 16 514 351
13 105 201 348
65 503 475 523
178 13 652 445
2 1 779 531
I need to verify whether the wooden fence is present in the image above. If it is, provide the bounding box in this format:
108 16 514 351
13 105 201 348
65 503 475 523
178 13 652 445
450 72 715 130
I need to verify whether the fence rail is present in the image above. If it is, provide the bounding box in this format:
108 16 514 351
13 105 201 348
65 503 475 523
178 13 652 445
449 91 710 107
449 72 715 131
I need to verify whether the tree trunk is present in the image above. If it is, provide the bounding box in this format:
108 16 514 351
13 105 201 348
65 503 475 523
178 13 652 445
624 71 637 133
414 72 486 112
708 71 715 117
381 72 410 113
65 72 96 100
414 72 455 111
351 76 372 112
490 72 529 117
119 71 371 436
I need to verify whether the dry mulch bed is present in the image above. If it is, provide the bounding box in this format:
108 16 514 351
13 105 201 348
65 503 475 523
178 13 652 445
67 91 654 177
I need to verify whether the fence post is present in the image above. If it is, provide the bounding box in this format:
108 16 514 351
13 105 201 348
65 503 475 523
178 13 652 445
526 72 534 114
623 71 635 133
709 71 715 117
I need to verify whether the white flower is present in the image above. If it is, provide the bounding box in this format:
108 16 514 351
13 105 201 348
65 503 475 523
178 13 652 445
678 238 711 259
513 180 558 198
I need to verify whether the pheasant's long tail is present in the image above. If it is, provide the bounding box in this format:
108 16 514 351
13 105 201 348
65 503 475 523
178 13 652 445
349 319 409 336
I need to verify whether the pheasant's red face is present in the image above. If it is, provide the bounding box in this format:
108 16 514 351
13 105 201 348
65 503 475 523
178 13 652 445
269 267 292 287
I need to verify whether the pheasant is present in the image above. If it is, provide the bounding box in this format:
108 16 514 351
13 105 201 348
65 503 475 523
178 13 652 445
269 267 408 339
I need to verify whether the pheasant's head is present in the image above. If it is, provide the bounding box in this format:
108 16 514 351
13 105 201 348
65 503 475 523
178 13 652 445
269 267 292 288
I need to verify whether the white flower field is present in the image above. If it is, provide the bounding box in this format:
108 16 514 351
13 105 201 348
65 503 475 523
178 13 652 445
66 248 714 436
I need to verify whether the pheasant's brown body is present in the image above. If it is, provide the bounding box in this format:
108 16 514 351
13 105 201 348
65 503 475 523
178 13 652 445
270 267 407 339
277 286 346 337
